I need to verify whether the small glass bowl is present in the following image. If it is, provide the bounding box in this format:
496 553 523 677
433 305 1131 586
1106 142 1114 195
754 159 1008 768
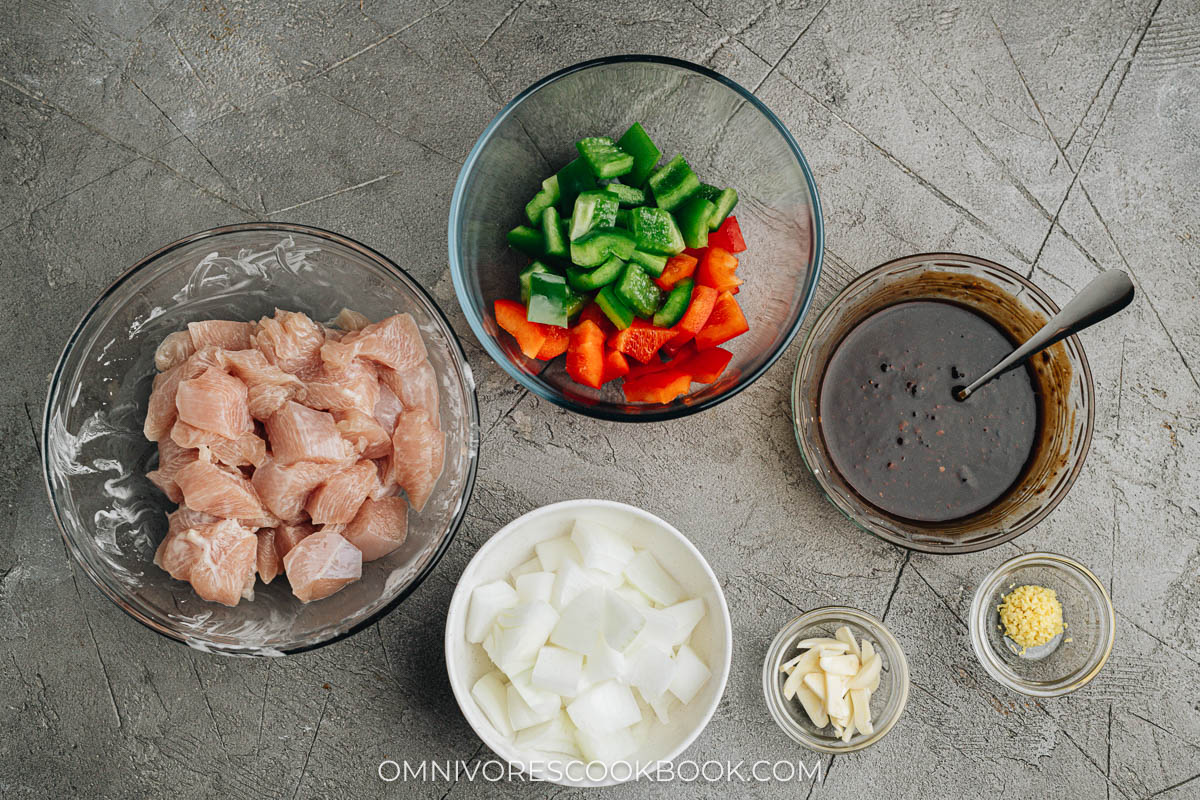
969 552 1114 697
763 607 909 753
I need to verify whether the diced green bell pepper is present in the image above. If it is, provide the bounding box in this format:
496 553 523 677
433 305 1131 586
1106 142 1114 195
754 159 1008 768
555 157 598 214
648 154 700 212
569 190 619 241
596 284 635 330
576 137 634 179
653 278 694 328
695 183 739 230
507 225 545 258
527 272 574 328
569 228 636 267
603 182 645 207
628 207 685 256
616 122 661 187
524 174 560 225
519 261 557 304
675 195 715 250
567 255 624 291
614 261 662 318
628 249 668 277
615 208 632 229
541 206 567 258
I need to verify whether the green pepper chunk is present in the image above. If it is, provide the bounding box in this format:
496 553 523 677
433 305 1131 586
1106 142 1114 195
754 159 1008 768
675 196 715 250
567 255 624 291
695 183 739 230
596 284 635 330
614 261 662 318
507 225 545 258
527 272 574 328
648 154 700 212
519 261 558 304
653 278 694 328
614 208 632 229
555 157 598 214
569 190 619 241
569 228 636 267
576 136 634 179
628 249 668 277
616 122 661 187
541 207 567 258
628 207 685 256
603 182 645 207
524 174 560 225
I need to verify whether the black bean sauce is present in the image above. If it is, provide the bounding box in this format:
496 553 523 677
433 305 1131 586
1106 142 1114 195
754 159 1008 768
818 301 1038 522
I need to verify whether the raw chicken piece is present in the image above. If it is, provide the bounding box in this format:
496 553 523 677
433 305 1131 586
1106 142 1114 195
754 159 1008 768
388 410 445 512
174 458 267 519
334 408 391 459
265 401 350 465
255 310 325 376
247 384 296 421
251 457 344 522
175 367 253 440
341 496 408 561
147 438 198 503
305 460 380 525
303 358 379 415
180 346 228 380
188 319 254 351
223 348 304 391
144 363 184 442
320 313 426 373
274 521 315 559
256 529 283 584
333 308 371 332
154 518 258 606
154 330 195 372
169 420 267 468
373 383 403 433
379 360 440 425
282 531 363 603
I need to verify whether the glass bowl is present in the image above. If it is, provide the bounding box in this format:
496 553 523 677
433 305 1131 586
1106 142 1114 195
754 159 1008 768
969 552 1114 696
42 223 480 656
449 55 824 421
792 253 1095 553
762 607 909 753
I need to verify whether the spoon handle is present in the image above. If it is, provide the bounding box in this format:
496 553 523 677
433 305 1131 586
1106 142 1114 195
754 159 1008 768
958 270 1134 400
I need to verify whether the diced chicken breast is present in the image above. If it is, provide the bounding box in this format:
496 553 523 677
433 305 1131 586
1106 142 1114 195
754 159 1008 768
373 383 403 433
256 528 283 584
334 408 392 459
303 358 379 415
188 319 255 351
147 438 198 504
154 330 196 372
320 313 426 373
155 518 257 606
222 348 304 390
283 531 363 603
265 401 350 465
247 384 296 421
144 363 184 442
389 410 445 512
174 459 267 519
175 367 253 440
332 308 371 331
251 457 344 522
378 359 440 426
305 460 380 525
341 496 408 562
274 521 315 559
255 309 325 376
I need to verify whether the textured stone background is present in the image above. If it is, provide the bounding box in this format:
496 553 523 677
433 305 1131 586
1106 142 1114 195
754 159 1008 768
2 0 1198 797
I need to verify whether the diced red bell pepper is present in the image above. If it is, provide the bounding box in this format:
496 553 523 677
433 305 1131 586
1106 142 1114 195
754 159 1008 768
694 291 749 350
609 319 678 364
653 254 698 291
695 246 742 293
708 215 746 253
683 246 706 260
495 299 547 359
566 320 606 388
625 353 671 380
680 346 733 382
535 324 569 360
664 284 718 350
578 302 614 337
600 348 629 384
622 367 693 403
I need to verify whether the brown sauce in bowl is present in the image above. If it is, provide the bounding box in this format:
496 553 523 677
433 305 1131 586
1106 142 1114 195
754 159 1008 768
818 300 1038 523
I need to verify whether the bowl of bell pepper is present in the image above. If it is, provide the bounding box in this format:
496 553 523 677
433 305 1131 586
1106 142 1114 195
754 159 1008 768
450 56 824 421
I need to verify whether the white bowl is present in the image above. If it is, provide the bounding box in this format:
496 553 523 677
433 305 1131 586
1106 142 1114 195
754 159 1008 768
444 499 733 787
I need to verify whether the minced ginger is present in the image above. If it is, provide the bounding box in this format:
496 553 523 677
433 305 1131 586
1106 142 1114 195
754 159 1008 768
997 584 1065 654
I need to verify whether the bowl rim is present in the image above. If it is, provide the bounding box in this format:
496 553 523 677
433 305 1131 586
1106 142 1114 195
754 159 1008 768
443 498 734 787
968 551 1115 697
41 221 481 656
790 251 1097 554
761 605 910 753
448 54 825 422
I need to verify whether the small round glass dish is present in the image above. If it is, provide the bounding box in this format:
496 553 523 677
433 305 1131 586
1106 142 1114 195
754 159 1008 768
762 607 909 753
792 253 1095 553
42 223 480 656
969 551 1114 697
449 55 823 421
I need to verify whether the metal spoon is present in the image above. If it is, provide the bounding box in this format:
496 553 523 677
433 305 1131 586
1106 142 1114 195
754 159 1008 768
955 270 1135 401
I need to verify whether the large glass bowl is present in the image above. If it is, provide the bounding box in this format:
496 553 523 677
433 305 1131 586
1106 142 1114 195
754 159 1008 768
449 55 823 421
792 253 1095 553
42 223 480 656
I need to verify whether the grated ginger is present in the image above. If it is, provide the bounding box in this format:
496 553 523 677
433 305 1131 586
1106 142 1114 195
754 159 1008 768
997 584 1064 655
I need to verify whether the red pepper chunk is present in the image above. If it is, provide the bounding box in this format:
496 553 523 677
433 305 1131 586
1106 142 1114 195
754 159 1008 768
653 253 698 291
566 320 607 388
609 319 677 364
577 302 614 337
708 215 746 253
694 291 749 350
622 367 693 403
664 284 719 352
695 246 742 293
535 325 569 360
600 348 630 384
495 299 547 359
680 346 733 382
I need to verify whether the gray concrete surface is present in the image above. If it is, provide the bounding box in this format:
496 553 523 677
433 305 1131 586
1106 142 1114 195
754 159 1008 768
2 0 1198 797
